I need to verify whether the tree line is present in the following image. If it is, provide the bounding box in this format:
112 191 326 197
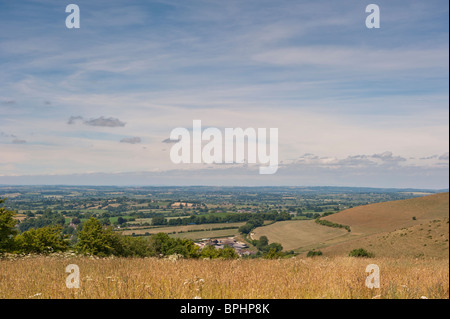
153 211 292 227
0 199 238 259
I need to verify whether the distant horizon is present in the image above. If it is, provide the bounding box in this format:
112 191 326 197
1 183 448 192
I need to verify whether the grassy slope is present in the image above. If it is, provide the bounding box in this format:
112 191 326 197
323 192 449 235
252 193 449 258
322 218 449 258
320 192 449 258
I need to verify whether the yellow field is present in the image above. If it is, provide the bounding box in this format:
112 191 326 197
0 255 447 299
252 220 351 252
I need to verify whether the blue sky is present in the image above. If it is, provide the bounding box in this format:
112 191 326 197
0 0 448 188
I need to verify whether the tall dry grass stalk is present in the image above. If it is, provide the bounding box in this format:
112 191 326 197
0 255 448 299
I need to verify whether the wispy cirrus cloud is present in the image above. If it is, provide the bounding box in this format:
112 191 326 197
252 47 449 71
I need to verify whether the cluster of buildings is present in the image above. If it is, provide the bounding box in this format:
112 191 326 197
195 237 255 256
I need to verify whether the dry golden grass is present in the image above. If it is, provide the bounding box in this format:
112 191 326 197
249 193 449 256
0 255 448 299
322 219 449 259
253 220 350 252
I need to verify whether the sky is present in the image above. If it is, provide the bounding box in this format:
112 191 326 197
0 0 448 188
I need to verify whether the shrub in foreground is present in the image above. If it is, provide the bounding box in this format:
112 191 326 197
0 199 17 254
14 225 68 254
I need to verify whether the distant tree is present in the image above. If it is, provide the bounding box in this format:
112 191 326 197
26 211 35 218
238 224 253 234
152 216 167 226
268 242 283 252
258 236 269 247
100 217 110 226
18 210 65 232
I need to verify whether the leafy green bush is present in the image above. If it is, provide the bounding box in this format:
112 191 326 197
348 248 374 258
199 245 238 259
148 232 200 258
306 250 323 257
15 225 68 254
263 247 284 259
